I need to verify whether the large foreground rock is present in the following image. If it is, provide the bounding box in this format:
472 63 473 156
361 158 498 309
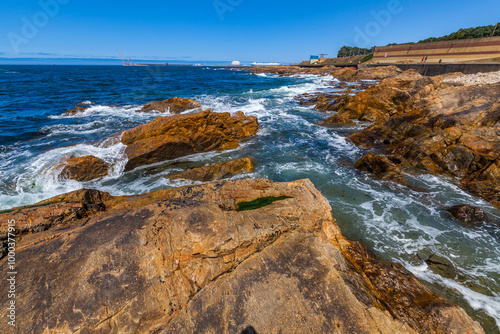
0 179 484 333
121 110 259 171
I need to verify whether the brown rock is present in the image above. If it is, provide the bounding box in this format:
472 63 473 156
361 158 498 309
321 114 356 126
330 67 359 81
323 76 443 124
0 188 110 246
65 105 89 116
121 110 259 172
447 205 491 227
296 92 352 111
251 65 410 81
355 153 407 185
330 65 404 82
139 97 201 114
60 155 110 181
251 65 338 77
320 73 500 207
169 157 255 182
0 179 484 333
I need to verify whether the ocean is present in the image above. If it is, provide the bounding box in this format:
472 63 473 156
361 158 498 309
1 65 499 332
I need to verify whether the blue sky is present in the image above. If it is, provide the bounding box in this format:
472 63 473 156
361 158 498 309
0 0 498 64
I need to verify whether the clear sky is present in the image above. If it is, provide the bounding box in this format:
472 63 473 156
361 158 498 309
0 0 498 64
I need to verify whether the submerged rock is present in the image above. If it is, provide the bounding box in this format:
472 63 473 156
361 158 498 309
169 157 255 182
65 105 89 116
60 155 110 181
139 97 201 114
0 179 484 333
355 153 407 185
447 205 490 227
121 110 259 172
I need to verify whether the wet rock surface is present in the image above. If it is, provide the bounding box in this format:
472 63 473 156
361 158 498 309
65 105 89 116
447 205 491 227
120 110 259 171
348 80 500 207
0 179 484 333
139 97 201 114
296 91 353 112
169 157 255 182
60 155 110 182
355 153 407 185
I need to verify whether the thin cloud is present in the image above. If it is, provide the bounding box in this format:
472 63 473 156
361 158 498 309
19 52 60 56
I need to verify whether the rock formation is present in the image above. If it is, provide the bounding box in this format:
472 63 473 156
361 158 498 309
251 65 409 81
120 110 259 172
330 65 406 81
355 153 407 185
169 157 255 182
60 155 110 181
296 91 354 113
0 180 484 333
251 65 339 76
316 71 500 207
447 205 491 227
65 105 89 116
139 97 201 114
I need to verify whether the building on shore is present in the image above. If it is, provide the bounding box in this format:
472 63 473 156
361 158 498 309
309 55 320 65
372 36 500 64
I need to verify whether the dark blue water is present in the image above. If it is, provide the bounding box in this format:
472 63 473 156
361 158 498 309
1 65 499 332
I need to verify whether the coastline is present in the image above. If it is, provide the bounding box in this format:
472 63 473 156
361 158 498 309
0 65 499 333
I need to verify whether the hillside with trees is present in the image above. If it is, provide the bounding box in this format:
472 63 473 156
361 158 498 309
418 23 499 43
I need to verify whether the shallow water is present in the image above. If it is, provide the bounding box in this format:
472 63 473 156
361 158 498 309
1 65 499 332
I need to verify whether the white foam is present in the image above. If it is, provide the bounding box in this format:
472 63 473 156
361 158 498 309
0 142 128 210
404 261 500 329
50 105 144 119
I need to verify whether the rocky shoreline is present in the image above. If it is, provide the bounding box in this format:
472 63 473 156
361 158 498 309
253 66 500 212
0 66 497 333
0 180 484 333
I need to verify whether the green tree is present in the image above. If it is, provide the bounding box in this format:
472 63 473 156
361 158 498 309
337 46 374 57
416 24 500 44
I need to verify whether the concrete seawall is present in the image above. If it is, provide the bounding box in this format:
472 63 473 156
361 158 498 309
373 36 500 64
360 63 500 76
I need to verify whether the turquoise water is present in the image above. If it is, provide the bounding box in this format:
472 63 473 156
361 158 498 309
1 65 499 332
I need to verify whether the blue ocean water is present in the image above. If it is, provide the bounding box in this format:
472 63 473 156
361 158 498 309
0 65 499 332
